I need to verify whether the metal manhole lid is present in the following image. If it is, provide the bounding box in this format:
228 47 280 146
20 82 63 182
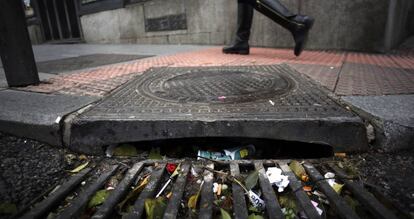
144 69 294 104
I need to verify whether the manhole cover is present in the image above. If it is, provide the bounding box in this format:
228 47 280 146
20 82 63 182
143 69 294 103
69 65 367 154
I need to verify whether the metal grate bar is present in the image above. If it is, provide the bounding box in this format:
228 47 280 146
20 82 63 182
92 162 145 219
304 163 361 219
328 164 399 219
124 164 166 219
163 162 191 219
254 162 285 219
20 168 92 219
230 163 249 219
278 161 321 219
58 165 119 219
198 163 214 219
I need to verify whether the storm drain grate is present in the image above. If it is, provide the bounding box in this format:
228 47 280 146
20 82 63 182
18 160 400 219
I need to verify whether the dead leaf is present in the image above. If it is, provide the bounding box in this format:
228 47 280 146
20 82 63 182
244 170 259 191
289 160 306 179
145 197 166 219
188 194 199 209
118 175 150 211
188 181 204 209
69 161 89 173
333 183 344 194
88 189 110 208
113 144 138 156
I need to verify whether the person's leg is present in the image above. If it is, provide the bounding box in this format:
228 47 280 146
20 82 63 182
251 0 314 56
222 0 254 55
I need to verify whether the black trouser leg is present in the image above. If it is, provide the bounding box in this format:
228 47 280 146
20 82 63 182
223 0 254 55
248 0 314 56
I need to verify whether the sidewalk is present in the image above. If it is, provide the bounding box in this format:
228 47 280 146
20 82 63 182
0 43 413 152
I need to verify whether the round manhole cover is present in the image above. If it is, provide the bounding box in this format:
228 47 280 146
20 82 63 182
141 69 295 103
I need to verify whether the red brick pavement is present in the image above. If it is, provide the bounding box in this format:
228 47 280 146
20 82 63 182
18 47 414 97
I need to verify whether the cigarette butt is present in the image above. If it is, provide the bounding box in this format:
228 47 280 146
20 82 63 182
217 184 222 196
335 153 346 158
166 191 173 199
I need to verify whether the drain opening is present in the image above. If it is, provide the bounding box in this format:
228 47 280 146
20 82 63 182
106 137 334 159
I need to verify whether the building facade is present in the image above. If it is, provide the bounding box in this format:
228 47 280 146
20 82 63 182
27 0 414 52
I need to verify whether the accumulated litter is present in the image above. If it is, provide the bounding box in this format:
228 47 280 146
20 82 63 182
265 167 290 192
198 144 256 161
324 172 344 194
17 159 401 219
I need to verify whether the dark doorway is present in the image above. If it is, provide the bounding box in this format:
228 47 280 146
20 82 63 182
36 0 81 42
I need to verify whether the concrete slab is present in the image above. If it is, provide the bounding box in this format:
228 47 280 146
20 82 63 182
342 95 414 150
36 54 152 74
0 90 99 146
68 64 367 154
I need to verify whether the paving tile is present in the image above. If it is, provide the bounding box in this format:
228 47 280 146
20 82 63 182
335 63 414 96
289 63 340 91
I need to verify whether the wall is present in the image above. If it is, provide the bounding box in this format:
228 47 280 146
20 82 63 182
79 0 411 52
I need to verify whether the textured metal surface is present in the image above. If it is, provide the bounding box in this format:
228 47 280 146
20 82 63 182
68 65 367 153
142 68 294 104
79 65 350 119
37 54 152 74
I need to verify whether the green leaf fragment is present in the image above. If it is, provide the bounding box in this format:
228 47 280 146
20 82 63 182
149 147 163 160
88 189 110 208
0 202 17 215
145 197 167 219
220 208 232 219
113 144 138 156
244 170 259 191
278 194 298 212
248 213 264 219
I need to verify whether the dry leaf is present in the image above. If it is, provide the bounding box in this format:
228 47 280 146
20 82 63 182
69 161 89 173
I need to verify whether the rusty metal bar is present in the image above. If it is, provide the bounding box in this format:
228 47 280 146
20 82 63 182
304 163 361 219
20 168 92 219
328 164 398 219
124 164 166 219
254 161 285 219
163 162 191 219
198 163 214 219
58 165 119 219
92 162 145 219
278 161 321 219
230 163 249 219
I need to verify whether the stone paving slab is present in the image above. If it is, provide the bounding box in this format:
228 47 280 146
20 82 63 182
335 63 414 96
0 90 99 146
67 64 367 154
14 47 414 97
37 54 152 74
342 95 414 150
